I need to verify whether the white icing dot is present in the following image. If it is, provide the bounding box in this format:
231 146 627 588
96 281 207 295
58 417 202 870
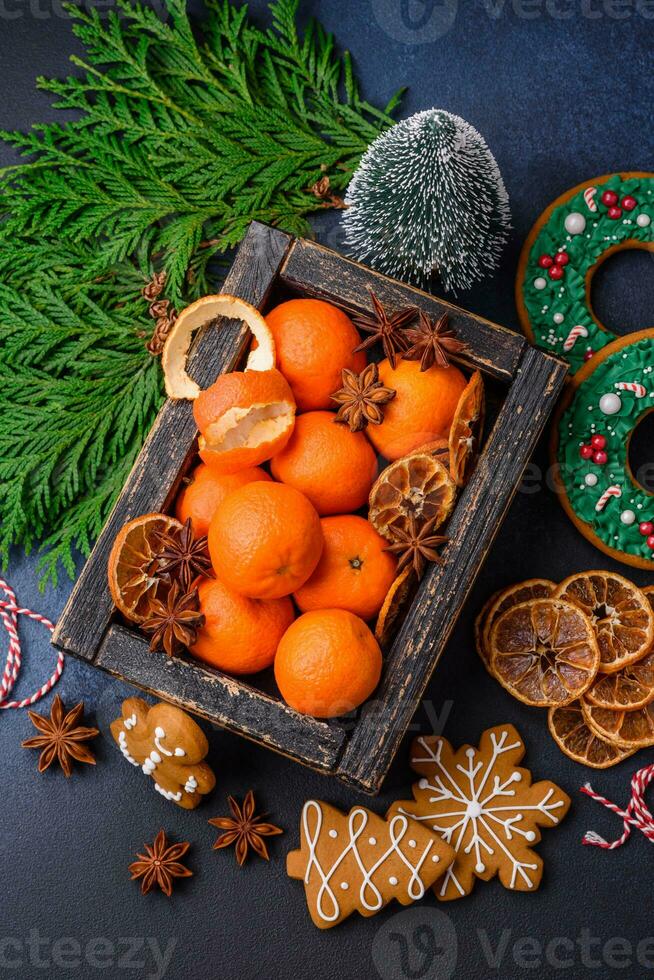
368 837 377 846
408 839 416 848
466 748 475 759
340 882 349 890
637 213 651 227
475 862 486 873
564 211 586 235
534 277 547 290
526 831 536 842
599 392 622 415
419 778 429 790
621 510 636 526
585 473 598 487
432 854 440 862
329 829 338 839
512 772 522 782
389 876 398 886
553 312 564 324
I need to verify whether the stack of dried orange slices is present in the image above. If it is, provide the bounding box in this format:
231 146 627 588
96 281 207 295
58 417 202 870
476 571 654 768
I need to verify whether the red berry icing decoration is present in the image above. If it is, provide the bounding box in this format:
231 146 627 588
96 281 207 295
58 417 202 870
554 251 569 266
622 196 637 211
538 254 554 268
548 265 564 281
607 206 622 220
640 522 654 537
592 450 608 465
583 349 594 362
590 434 606 450
647 536 654 551
601 190 618 207
579 444 594 460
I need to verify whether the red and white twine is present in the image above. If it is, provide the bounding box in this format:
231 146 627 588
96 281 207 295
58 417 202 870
0 578 63 710
581 764 654 850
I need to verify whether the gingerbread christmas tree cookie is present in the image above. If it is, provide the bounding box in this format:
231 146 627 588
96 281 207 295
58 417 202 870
388 725 570 901
287 800 454 929
110 697 215 809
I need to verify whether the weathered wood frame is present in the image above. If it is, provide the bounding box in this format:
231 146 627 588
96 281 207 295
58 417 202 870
53 221 568 793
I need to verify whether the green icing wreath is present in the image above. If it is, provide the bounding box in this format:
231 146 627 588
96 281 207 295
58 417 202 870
520 174 654 374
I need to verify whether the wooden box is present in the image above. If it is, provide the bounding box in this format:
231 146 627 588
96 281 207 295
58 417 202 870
52 222 567 794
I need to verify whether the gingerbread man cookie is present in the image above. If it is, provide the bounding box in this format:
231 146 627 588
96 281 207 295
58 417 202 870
287 799 454 929
388 725 570 900
110 697 215 809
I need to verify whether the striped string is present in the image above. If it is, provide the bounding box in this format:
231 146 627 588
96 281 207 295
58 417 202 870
581 764 654 849
0 578 64 710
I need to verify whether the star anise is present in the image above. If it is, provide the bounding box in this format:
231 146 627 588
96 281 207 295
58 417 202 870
403 311 470 371
208 790 283 866
129 830 193 896
21 694 99 777
353 290 418 369
384 516 449 578
331 362 396 431
141 582 204 657
155 517 213 590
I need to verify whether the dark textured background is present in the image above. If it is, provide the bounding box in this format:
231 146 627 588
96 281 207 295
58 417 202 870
2 2 654 978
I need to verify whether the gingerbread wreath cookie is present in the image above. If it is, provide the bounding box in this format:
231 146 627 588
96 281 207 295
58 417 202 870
551 330 654 569
517 173 654 373
388 725 570 901
287 800 454 929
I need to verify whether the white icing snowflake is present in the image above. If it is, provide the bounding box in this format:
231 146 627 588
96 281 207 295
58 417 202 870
391 725 570 900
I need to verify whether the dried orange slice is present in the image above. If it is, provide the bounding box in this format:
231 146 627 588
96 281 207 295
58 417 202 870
584 652 654 711
548 702 636 768
162 294 276 400
481 579 556 669
555 571 654 674
474 589 502 673
108 513 182 623
368 452 456 542
490 598 600 706
582 698 654 748
374 567 418 647
449 370 485 487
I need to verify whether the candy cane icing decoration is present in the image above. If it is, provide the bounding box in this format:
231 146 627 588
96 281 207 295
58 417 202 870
595 485 622 513
614 382 647 398
584 187 598 212
563 324 589 352
301 801 434 923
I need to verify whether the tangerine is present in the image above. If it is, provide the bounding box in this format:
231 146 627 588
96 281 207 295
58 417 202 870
270 410 377 515
175 463 271 536
189 578 294 675
294 515 397 621
265 299 366 411
274 609 382 717
366 358 467 461
193 368 295 475
208 481 323 599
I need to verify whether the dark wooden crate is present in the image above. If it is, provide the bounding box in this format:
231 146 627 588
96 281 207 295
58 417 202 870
52 221 568 793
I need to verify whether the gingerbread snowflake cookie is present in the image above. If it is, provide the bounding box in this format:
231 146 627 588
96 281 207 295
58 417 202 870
110 697 215 809
287 800 454 929
388 725 570 901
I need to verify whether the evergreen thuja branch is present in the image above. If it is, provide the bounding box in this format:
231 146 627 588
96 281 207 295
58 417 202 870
0 0 403 586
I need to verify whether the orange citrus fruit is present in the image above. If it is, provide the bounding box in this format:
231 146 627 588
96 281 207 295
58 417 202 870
265 299 366 411
490 598 600 706
108 513 182 623
584 652 654 712
193 368 295 475
270 410 377 516
208 481 323 599
189 578 294 675
294 515 397 621
366 358 467 461
582 698 654 748
368 452 456 541
175 463 271 536
477 579 556 673
548 702 636 768
274 609 382 717
554 571 654 673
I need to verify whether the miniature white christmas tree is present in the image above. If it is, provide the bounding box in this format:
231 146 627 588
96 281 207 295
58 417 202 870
342 109 511 293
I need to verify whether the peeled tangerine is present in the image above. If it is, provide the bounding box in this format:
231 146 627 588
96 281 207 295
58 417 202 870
194 368 295 475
